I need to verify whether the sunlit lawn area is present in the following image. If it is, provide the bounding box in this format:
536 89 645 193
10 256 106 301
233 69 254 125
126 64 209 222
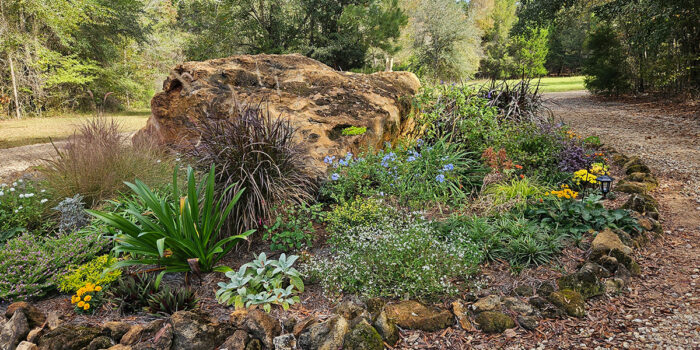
470 76 585 93
0 110 150 149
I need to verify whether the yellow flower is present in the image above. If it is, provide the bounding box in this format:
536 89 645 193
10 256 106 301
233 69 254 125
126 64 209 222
95 286 102 292
77 301 85 308
83 303 90 311
84 295 92 302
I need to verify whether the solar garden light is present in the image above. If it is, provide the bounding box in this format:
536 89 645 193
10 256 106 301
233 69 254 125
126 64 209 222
596 174 613 198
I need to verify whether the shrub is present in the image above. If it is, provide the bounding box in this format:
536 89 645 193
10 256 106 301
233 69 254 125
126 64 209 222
523 195 640 239
148 287 198 316
0 224 110 301
412 84 503 153
263 202 323 251
108 272 159 314
88 165 254 274
53 194 90 233
499 122 567 181
320 138 486 206
70 282 105 314
216 253 304 312
325 197 394 234
304 215 483 299
0 180 53 243
188 103 316 233
58 255 122 293
41 118 173 207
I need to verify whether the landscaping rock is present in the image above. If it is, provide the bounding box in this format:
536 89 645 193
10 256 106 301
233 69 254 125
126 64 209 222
342 319 383 350
528 296 565 319
45 312 61 331
385 300 454 332
472 295 501 313
597 255 619 273
37 325 103 350
536 281 556 296
622 157 651 175
297 315 349 350
281 318 297 333
292 317 318 338
4 303 45 329
26 329 42 344
136 54 421 174
516 315 538 331
615 180 648 194
604 278 625 294
272 334 296 350
0 311 30 350
103 322 131 342
623 193 659 219
106 346 131 350
220 330 248 350
513 285 535 297
627 172 658 186
333 297 369 323
451 300 475 332
503 297 534 315
372 310 398 344
245 339 262 350
120 320 165 346
557 269 605 299
229 309 281 350
474 312 515 333
171 311 232 350
548 290 586 318
592 229 638 272
615 264 632 285
15 342 37 350
87 336 113 350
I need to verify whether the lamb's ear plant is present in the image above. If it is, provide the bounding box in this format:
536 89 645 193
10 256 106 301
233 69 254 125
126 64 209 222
87 165 254 276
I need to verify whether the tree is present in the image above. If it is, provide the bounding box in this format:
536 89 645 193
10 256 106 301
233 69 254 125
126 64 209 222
510 27 549 78
479 0 517 79
406 0 482 81
582 23 631 94
178 0 406 71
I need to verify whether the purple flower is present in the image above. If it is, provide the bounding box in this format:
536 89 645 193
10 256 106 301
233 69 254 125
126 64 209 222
436 174 445 183
331 173 340 181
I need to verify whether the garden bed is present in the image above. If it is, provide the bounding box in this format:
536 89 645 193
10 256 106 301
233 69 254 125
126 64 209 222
0 81 665 350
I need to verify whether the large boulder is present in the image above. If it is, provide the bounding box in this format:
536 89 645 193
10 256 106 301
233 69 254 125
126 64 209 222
229 309 281 350
136 54 421 173
4 303 45 329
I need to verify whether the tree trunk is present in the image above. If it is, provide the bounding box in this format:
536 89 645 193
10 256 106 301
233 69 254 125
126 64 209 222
9 54 21 119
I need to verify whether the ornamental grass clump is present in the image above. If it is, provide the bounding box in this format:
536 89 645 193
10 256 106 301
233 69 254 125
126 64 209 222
41 118 173 207
87 165 254 275
188 102 316 233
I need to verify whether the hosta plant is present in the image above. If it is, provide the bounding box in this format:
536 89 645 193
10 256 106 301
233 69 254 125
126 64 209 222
87 165 254 275
216 253 304 312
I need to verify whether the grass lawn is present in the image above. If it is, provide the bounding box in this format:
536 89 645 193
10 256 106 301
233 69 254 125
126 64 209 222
470 76 586 93
0 110 150 149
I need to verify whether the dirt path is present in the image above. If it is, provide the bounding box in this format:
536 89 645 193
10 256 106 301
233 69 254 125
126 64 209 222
542 91 700 349
0 140 66 180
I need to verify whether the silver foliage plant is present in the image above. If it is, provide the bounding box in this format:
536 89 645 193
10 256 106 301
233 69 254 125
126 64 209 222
54 194 90 233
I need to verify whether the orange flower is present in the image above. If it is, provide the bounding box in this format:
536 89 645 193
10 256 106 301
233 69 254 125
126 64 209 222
515 164 523 170
519 174 525 179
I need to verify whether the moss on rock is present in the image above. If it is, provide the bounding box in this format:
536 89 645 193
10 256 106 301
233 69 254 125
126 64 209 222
343 320 384 350
474 312 516 333
548 289 585 318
